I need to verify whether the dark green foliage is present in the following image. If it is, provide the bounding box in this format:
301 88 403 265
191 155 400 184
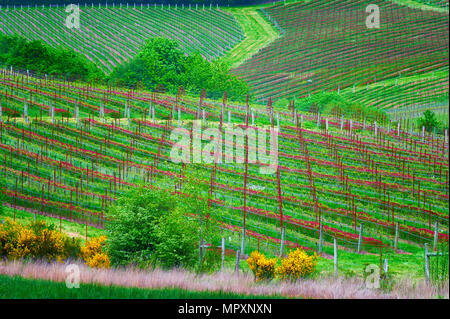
108 37 251 102
105 178 220 271
0 35 104 81
418 110 441 132
105 186 177 266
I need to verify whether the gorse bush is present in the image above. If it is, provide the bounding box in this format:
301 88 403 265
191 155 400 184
81 235 110 269
277 248 319 281
247 248 319 283
247 251 278 282
0 218 79 262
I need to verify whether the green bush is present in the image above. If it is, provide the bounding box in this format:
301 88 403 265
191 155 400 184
418 110 441 132
105 186 177 266
108 37 251 103
0 34 104 81
106 177 220 271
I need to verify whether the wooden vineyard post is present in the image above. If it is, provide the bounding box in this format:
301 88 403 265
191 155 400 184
425 243 430 282
318 223 323 254
221 237 225 272
240 228 245 256
235 249 241 275
334 237 338 276
357 224 363 253
280 223 286 257
394 222 399 250
433 221 439 251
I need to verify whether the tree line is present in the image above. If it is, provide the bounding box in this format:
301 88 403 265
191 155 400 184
0 34 251 102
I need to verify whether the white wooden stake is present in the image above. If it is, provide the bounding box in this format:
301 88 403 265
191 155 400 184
280 224 286 256
318 223 323 254
433 221 439 251
394 222 399 250
425 243 430 282
334 237 338 276
357 224 363 253
221 237 225 271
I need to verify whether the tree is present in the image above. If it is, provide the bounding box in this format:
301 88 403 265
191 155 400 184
105 185 176 266
105 176 220 271
0 34 104 81
108 37 251 102
418 110 441 133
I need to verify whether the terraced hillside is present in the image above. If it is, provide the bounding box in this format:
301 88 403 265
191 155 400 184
0 4 244 72
232 0 449 106
0 70 448 263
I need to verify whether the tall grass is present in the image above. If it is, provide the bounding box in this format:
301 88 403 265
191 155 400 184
0 260 447 299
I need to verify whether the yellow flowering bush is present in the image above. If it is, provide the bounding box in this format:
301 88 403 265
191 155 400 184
85 252 111 268
0 218 71 261
247 251 278 282
277 248 319 281
81 236 110 269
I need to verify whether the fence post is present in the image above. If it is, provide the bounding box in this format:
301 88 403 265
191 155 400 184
394 222 399 250
357 224 363 253
433 221 439 251
221 237 225 271
318 223 323 254
235 249 240 275
424 243 430 282
199 239 203 268
383 259 388 273
334 237 338 276
280 224 286 256
241 228 245 255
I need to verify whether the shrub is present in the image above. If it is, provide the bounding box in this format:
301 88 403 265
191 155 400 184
106 177 220 270
81 235 110 268
418 110 441 132
276 248 319 281
0 218 78 262
105 186 177 266
152 209 202 269
247 251 278 282
85 252 111 269
108 37 251 102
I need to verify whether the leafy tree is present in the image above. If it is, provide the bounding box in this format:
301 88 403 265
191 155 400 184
0 35 104 81
108 37 251 102
105 185 176 267
418 110 441 132
106 176 220 271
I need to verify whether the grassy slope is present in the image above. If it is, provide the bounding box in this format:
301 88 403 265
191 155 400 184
219 7 279 69
0 274 279 299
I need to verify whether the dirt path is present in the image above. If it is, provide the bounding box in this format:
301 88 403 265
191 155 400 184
218 7 280 69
